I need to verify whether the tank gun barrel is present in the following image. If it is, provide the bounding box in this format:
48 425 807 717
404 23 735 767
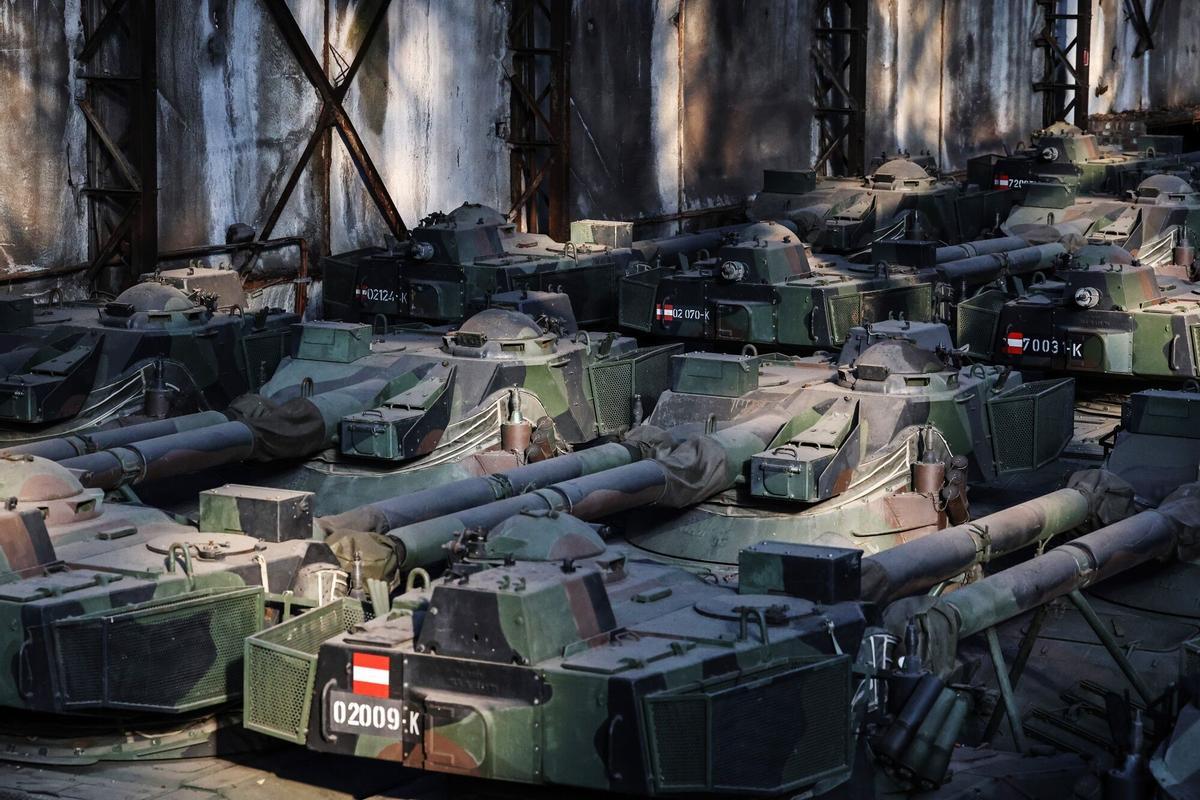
921 483 1200 641
318 441 642 535
861 487 1093 603
387 414 787 571
632 223 763 263
935 243 1065 283
934 236 1030 263
59 377 394 490
59 421 257 490
2 411 229 462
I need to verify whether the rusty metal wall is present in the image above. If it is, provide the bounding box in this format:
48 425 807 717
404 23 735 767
569 0 1200 228
3 0 1200 277
570 0 816 232
327 0 509 253
865 0 1046 170
0 0 86 278
0 0 507 280
167 0 509 258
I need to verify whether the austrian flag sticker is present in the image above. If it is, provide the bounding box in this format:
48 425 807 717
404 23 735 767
352 652 390 697
1005 332 1024 355
655 302 675 321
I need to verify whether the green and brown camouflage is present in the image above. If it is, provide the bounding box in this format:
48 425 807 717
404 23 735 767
967 121 1200 197
1001 174 1200 270
323 202 745 329
312 321 1072 588
2 410 230 462
314 439 646 537
244 524 867 796
623 320 1075 565
957 251 1200 380
238 425 1197 797
899 479 1200 674
749 157 1013 253
0 454 348 715
0 281 296 440
49 308 677 498
619 220 1066 350
380 413 786 573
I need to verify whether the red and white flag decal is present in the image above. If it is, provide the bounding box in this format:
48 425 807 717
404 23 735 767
995 174 1012 189
655 303 675 321
352 652 390 697
1005 332 1024 355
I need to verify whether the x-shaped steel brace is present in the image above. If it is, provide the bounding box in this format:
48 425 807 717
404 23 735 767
260 0 408 241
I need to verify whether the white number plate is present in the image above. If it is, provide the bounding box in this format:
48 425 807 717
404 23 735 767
326 690 421 738
1004 333 1083 359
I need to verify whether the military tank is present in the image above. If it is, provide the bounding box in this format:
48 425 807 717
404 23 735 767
239 387 1200 798
244 518 867 796
6 300 677 520
957 245 1200 381
0 300 677 739
619 219 1066 350
311 320 1074 581
967 121 1200 196
1000 174 1200 272
0 280 296 443
0 452 345 728
748 155 1013 254
322 202 744 330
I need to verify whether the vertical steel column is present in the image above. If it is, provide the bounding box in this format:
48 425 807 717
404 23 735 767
1034 0 1093 129
77 0 159 291
812 0 868 177
506 0 571 240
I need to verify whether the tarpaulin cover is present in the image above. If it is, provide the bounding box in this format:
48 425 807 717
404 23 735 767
624 424 732 508
226 393 326 461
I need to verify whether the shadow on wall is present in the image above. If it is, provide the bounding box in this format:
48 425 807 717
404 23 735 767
0 0 87 276
329 0 509 254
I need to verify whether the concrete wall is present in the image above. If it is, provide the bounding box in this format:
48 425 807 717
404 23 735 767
570 0 1200 228
571 0 815 229
0 0 86 276
865 0 1044 169
2 0 1200 278
164 0 509 258
0 0 507 282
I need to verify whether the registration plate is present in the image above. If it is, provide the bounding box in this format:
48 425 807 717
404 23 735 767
326 689 421 738
1004 332 1083 359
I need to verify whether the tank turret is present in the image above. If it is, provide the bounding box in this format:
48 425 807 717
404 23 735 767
323 200 750 329
245 529 866 795
0 281 296 434
959 255 1200 379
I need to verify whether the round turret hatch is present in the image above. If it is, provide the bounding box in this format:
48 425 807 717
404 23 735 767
445 202 506 227
457 308 544 340
872 158 930 182
146 532 261 559
0 454 86 502
694 593 815 623
114 282 196 312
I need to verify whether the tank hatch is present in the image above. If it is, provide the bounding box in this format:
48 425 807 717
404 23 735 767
414 560 617 665
443 309 558 358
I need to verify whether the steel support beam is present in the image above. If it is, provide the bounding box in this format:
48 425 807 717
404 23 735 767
812 0 867 177
77 0 158 290
506 0 570 240
259 0 407 242
1034 0 1093 130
